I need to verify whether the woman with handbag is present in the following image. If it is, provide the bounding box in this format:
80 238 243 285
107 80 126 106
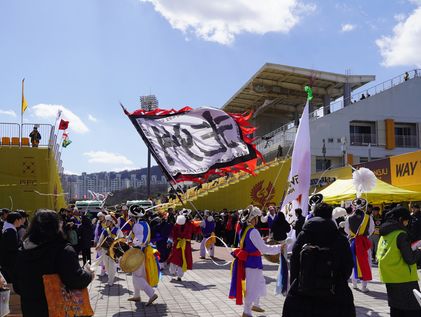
14 209 94 317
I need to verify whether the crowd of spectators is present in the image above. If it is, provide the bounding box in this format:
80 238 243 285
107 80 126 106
1 202 421 316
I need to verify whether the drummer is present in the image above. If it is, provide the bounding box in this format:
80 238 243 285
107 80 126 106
96 215 124 286
118 205 133 236
127 205 159 305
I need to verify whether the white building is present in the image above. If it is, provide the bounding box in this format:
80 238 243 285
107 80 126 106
62 170 168 200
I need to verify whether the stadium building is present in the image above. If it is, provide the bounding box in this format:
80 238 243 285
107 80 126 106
222 63 421 173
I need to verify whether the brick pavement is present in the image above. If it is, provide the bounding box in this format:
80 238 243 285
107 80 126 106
88 241 397 317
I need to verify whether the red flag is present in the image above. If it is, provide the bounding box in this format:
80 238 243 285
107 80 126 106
58 119 69 130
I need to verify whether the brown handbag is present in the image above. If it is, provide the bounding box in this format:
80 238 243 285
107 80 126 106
42 274 93 317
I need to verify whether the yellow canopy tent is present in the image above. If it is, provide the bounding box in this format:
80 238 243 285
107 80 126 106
317 178 421 204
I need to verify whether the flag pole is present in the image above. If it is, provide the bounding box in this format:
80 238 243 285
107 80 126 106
21 78 24 144
51 110 62 149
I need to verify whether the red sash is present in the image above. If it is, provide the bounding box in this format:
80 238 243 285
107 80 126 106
230 248 261 305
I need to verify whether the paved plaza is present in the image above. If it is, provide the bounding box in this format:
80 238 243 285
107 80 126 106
88 241 393 317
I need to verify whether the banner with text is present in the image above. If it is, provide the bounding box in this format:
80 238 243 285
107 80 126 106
125 106 261 182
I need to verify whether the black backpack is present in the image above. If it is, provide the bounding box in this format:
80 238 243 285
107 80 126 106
297 241 337 296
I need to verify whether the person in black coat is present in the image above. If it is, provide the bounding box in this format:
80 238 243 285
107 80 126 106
0 208 10 239
409 204 421 242
78 214 94 265
0 212 22 283
283 203 355 317
292 208 305 237
14 209 93 317
271 211 291 241
151 216 173 265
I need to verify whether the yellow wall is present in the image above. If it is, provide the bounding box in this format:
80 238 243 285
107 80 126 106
173 159 291 211
0 147 66 212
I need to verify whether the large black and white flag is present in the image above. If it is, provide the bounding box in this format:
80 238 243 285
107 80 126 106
124 106 261 182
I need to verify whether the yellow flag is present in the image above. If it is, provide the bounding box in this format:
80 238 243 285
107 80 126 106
22 78 28 113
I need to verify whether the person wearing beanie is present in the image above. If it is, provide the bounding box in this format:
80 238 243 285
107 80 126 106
229 205 283 317
167 210 195 281
283 203 355 317
377 206 421 317
200 211 216 259
95 214 123 286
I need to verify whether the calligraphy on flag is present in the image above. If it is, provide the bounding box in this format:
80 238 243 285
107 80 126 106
125 106 261 182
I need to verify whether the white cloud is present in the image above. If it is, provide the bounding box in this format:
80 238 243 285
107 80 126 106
376 6 421 67
88 114 97 122
84 151 135 166
0 109 17 117
109 166 137 172
341 23 356 32
394 13 406 22
31 104 89 133
64 170 80 175
141 0 315 45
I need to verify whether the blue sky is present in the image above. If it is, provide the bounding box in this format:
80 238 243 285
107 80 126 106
1 0 420 174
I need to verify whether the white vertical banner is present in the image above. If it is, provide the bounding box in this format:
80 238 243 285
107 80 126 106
280 100 311 222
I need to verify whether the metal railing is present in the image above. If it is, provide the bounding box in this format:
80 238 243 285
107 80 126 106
350 133 377 146
255 130 296 153
255 69 420 155
395 135 418 148
21 123 54 148
0 123 20 145
309 69 421 119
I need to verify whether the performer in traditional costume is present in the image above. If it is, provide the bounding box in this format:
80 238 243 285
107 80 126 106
150 214 173 269
127 205 160 305
229 205 283 317
345 198 374 292
168 210 194 281
118 205 133 236
96 214 123 286
94 211 107 276
71 207 82 228
200 211 215 259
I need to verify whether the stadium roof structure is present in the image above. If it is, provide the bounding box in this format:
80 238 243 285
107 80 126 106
222 63 375 120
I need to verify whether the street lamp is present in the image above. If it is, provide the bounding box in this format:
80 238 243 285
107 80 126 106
340 137 347 167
